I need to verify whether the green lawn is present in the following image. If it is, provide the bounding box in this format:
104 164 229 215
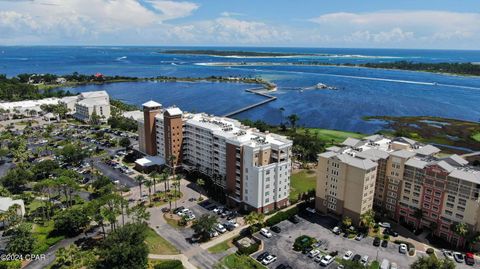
472 133 480 142
145 227 180 255
218 254 266 269
32 221 65 254
207 238 234 254
149 259 184 269
290 169 317 203
299 128 365 145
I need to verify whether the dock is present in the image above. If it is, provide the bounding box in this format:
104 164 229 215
223 88 277 117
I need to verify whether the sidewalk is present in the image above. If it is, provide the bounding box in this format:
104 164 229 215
149 254 197 269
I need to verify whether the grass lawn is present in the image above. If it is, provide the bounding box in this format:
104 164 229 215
369 260 380 269
300 128 365 145
32 221 65 254
207 238 234 254
27 199 44 213
163 214 183 229
144 227 180 255
472 133 480 142
149 259 184 269
218 254 266 269
290 169 317 203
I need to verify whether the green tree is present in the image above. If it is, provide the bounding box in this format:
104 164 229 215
54 207 90 237
129 204 151 224
6 223 35 255
359 210 375 229
56 143 87 165
410 255 455 269
452 222 468 238
287 114 300 130
144 179 153 204
196 178 205 200
119 137 131 152
96 223 149 269
0 167 33 193
149 171 160 195
342 216 352 228
135 175 146 200
191 214 218 241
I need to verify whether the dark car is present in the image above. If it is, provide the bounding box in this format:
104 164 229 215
173 206 185 214
465 252 475 265
373 237 381 247
384 228 399 237
289 215 300 224
276 264 292 269
271 226 282 233
302 246 313 254
381 240 388 248
257 252 270 262
352 254 362 263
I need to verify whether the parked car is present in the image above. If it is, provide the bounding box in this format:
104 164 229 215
351 254 361 262
383 228 399 237
320 255 334 266
289 215 300 224
355 233 364 241
373 237 381 247
215 224 227 233
314 255 323 263
380 259 390 269
381 240 388 248
443 250 454 260
332 226 341 235
305 207 316 214
260 228 273 238
378 222 391 229
173 206 185 214
257 252 270 262
390 262 398 269
360 255 369 266
308 249 321 258
465 252 475 265
208 230 218 238
399 243 408 254
271 226 281 233
275 264 292 269
454 252 465 263
342 251 353 260
262 255 277 265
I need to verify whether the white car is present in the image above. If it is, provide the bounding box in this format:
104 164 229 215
208 230 218 238
378 222 391 229
261 255 277 265
399 243 408 254
260 228 273 238
215 224 227 233
306 207 316 214
320 255 334 266
443 250 454 260
360 255 369 266
177 208 191 216
342 250 353 260
308 249 321 258
314 255 323 263
454 252 464 263
390 262 398 269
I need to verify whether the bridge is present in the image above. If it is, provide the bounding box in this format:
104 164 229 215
223 88 277 117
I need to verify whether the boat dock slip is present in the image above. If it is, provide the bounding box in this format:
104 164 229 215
223 88 277 117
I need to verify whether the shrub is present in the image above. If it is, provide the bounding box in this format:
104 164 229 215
426 248 434 255
383 235 390 240
265 207 299 226
409 249 415 256
293 235 316 251
237 242 260 255
154 260 183 269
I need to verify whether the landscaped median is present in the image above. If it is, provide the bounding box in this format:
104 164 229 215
145 227 180 255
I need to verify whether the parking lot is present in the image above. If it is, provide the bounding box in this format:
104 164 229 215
253 212 425 269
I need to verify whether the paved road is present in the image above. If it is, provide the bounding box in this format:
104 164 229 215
91 158 137 188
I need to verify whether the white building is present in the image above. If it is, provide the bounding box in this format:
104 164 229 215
139 101 293 213
73 91 111 122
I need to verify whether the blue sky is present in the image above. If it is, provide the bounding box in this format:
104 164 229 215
1 0 480 49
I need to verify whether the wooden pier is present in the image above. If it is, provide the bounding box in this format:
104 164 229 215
223 88 277 117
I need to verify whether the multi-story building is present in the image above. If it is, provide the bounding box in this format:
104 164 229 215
72 91 111 122
138 101 293 213
316 135 480 247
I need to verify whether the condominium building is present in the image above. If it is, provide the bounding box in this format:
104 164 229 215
138 101 293 213
316 135 480 247
72 91 111 122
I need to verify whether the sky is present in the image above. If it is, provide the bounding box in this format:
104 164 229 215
1 0 480 49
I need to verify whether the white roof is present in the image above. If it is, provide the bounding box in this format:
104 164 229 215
405 158 429 169
449 168 480 184
390 149 416 159
79 90 108 99
356 148 390 161
0 197 25 215
165 107 182 116
77 99 109 107
336 153 378 170
143 100 161 108
443 154 469 167
414 145 441 156
122 110 143 121
135 156 165 167
0 97 60 110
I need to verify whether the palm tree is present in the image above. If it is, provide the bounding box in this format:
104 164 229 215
149 171 160 194
279 107 285 125
287 114 300 130
135 175 146 200
196 178 205 200
144 179 153 204
160 171 169 193
453 222 468 238
359 210 375 230
172 180 180 209
342 216 352 229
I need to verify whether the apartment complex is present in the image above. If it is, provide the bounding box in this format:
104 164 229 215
138 101 293 213
316 135 480 247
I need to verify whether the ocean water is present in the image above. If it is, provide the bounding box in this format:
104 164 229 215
1 46 480 133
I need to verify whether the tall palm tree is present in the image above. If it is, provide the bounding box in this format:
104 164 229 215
160 171 169 193
135 175 146 200
149 171 160 194
287 114 300 130
196 178 205 200
172 179 180 209
279 107 285 125
144 179 153 204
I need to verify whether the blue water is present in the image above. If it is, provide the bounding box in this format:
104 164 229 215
1 46 480 133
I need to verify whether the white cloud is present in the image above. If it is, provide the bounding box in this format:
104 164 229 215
148 0 199 21
309 11 480 47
